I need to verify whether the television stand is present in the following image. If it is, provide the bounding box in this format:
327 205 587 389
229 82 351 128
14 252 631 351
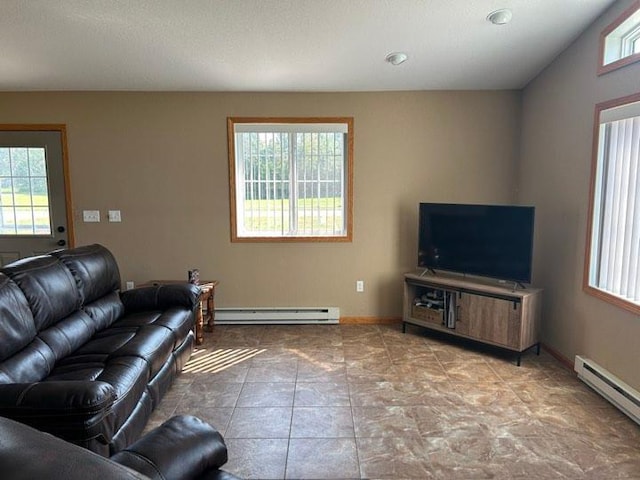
403 272 542 365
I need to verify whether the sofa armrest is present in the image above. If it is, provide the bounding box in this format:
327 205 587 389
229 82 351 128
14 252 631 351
0 381 116 441
120 284 200 313
0 416 148 480
0 380 115 414
111 415 230 480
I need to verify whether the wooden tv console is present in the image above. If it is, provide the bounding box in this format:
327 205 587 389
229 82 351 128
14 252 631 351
403 272 542 365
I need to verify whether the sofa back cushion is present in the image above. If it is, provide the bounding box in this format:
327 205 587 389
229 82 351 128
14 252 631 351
0 273 37 362
51 244 121 305
38 310 102 362
2 255 81 332
83 291 126 331
52 245 125 332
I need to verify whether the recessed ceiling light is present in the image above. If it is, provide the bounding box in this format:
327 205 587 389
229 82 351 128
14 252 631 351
487 8 512 25
385 52 408 66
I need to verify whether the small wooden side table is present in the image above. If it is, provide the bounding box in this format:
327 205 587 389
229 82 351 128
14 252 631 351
141 280 219 345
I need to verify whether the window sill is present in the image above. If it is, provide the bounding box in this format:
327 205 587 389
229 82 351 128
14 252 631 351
583 284 640 316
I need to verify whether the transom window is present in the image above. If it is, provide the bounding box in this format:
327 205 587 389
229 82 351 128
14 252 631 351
584 93 640 315
227 118 353 242
599 1 640 75
0 147 51 235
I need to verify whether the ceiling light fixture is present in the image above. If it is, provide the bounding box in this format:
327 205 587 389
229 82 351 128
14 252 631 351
487 8 512 25
385 52 408 66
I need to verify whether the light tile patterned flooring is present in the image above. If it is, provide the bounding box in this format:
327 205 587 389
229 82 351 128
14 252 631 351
145 324 640 479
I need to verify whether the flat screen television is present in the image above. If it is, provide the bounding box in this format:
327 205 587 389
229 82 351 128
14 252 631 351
418 203 535 284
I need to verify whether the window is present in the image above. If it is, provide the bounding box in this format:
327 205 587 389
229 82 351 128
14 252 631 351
584 93 640 315
227 117 353 242
0 146 51 235
598 1 640 75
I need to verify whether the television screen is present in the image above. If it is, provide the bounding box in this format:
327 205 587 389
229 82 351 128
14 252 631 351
418 203 535 284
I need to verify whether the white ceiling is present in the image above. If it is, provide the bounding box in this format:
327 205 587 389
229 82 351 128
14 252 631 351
1 0 616 92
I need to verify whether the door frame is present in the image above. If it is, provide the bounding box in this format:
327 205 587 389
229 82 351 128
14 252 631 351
0 124 75 248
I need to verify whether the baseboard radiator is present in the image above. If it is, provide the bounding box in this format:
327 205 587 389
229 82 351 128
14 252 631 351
574 355 640 425
215 307 340 325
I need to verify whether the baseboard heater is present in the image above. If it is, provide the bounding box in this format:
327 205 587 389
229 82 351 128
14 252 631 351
574 355 640 425
215 307 340 325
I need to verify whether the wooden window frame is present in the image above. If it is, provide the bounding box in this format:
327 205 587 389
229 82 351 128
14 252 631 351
598 0 640 76
227 117 354 243
583 92 640 316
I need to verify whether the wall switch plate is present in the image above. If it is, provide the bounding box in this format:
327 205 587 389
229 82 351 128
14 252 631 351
356 280 364 292
82 210 100 222
108 210 122 222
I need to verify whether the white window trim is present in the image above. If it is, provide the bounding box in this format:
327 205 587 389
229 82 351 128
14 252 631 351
227 117 354 243
621 23 640 56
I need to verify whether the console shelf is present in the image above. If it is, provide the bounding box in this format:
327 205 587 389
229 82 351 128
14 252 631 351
403 272 542 365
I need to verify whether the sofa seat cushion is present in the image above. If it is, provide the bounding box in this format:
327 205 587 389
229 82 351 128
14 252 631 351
59 325 175 379
49 355 149 435
113 309 194 350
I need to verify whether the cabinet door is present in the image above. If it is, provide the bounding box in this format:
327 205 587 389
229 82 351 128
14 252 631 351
458 293 521 349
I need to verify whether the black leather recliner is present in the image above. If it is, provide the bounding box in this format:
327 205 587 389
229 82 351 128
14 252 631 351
0 244 199 455
0 414 241 479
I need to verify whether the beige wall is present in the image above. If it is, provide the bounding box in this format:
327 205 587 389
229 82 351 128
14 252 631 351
519 0 640 389
0 90 521 317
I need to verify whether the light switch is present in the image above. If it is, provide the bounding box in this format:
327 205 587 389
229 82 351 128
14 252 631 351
83 210 100 222
108 210 122 222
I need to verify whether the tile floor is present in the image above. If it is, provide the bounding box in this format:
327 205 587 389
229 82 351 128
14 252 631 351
145 324 640 479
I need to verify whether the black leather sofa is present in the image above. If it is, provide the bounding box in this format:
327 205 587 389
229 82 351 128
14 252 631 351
0 244 199 455
0 414 240 479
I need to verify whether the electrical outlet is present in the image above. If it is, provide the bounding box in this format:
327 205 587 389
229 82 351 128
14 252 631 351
356 280 364 292
125 281 135 290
